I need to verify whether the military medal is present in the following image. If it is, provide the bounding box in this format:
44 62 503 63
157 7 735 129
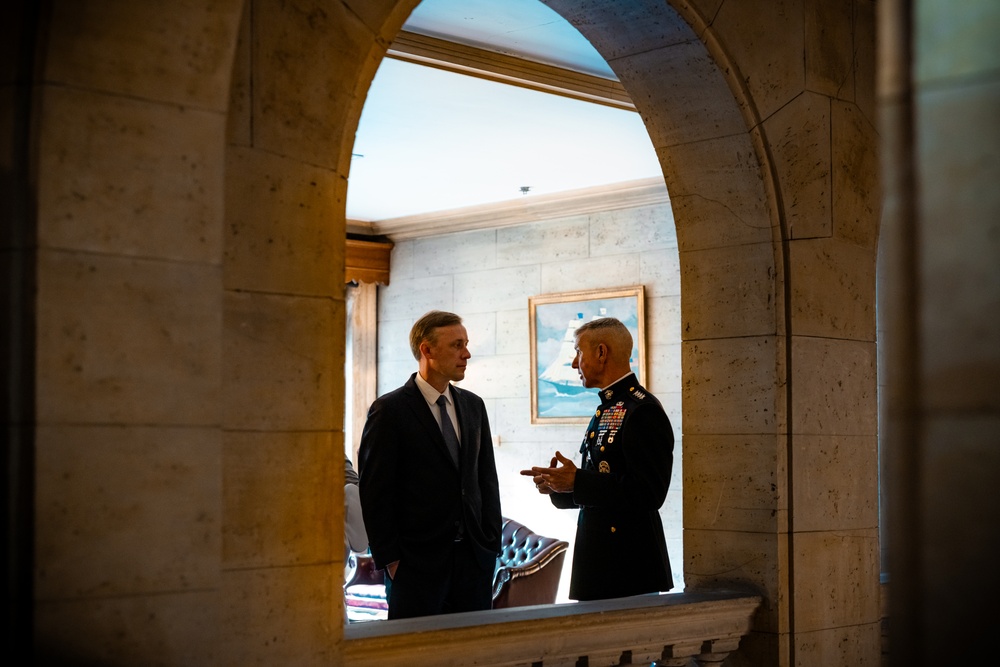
599 460 611 473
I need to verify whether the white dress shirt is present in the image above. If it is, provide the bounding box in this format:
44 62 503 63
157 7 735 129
414 372 461 444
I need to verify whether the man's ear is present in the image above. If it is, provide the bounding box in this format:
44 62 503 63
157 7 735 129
419 340 433 359
597 343 608 361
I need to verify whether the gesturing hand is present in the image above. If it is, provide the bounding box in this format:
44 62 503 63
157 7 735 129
519 451 577 494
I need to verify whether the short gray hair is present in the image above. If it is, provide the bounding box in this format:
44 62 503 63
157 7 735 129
574 317 633 364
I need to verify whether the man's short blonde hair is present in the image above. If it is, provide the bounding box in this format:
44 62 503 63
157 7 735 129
409 310 463 361
574 317 633 364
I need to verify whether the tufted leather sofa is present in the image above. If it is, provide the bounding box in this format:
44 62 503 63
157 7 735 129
491 516 569 609
344 516 568 619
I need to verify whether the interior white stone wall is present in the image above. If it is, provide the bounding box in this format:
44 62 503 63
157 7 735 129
373 201 683 601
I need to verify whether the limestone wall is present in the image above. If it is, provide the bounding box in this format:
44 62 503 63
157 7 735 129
9 0 898 665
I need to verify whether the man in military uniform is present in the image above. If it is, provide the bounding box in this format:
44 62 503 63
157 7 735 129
521 317 673 600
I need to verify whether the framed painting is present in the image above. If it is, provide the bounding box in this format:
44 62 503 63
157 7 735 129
528 285 646 424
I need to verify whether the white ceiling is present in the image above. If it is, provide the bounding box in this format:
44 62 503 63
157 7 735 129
345 0 662 223
399 0 616 78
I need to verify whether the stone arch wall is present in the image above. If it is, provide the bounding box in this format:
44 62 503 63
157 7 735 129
26 1 246 663
20 0 880 664
218 0 420 662
539 2 880 663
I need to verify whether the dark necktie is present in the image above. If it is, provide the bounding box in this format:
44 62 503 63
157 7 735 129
436 395 460 467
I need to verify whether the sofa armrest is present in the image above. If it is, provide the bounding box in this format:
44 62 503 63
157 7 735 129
492 539 568 600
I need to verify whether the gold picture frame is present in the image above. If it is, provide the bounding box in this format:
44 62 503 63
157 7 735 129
528 285 646 424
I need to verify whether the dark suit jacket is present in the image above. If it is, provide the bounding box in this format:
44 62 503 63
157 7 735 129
550 373 673 600
358 373 502 574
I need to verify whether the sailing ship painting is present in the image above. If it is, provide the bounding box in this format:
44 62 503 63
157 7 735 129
529 287 645 423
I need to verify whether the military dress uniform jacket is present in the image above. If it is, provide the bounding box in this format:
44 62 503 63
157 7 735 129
550 373 674 600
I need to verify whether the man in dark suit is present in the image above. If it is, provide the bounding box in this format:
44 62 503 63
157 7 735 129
358 310 502 619
521 317 673 601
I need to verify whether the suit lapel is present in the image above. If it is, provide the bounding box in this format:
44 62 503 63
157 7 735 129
451 385 476 467
402 375 459 469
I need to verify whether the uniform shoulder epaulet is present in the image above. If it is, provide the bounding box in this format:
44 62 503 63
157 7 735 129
628 385 649 401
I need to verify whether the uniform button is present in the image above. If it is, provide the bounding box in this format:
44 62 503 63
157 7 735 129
610 527 616 533
589 431 595 438
600 446 605 452
596 409 601 417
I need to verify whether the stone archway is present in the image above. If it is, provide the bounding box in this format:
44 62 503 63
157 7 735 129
539 4 880 665
221 0 880 664
19 0 879 664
